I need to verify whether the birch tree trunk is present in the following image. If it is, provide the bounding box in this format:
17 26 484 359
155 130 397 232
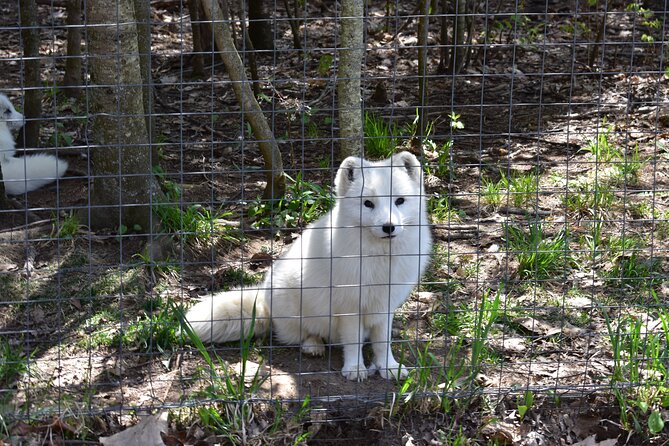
199 0 285 199
86 0 158 231
336 0 364 158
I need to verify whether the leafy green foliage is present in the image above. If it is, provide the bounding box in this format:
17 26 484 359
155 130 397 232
175 301 268 442
363 112 401 159
153 167 239 244
53 212 80 240
248 172 334 229
429 195 463 223
603 296 669 434
0 339 29 391
505 223 570 279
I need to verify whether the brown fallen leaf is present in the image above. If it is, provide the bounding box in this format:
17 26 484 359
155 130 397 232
99 411 168 446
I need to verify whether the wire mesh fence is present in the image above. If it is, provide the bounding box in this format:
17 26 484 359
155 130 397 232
0 0 668 443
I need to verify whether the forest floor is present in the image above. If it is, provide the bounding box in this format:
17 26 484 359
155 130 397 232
0 0 668 444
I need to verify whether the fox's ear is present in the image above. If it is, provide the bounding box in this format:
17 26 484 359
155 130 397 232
392 151 422 184
335 156 363 196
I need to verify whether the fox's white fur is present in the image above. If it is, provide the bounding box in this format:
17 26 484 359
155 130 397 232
0 93 68 195
186 152 432 381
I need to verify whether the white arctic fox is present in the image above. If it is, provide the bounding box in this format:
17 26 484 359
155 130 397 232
0 93 68 195
186 151 433 381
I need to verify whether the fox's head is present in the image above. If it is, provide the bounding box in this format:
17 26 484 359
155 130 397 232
0 94 25 132
334 151 427 240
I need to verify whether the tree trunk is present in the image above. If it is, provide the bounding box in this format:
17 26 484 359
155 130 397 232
63 0 82 98
187 0 205 78
417 0 430 137
282 0 302 50
19 0 41 150
448 0 466 74
133 0 156 162
438 0 449 72
86 0 158 231
248 0 273 50
336 0 364 158
199 0 285 199
236 0 260 97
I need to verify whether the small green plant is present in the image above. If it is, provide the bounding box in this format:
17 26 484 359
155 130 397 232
603 300 669 434
655 210 669 239
505 223 571 279
175 301 267 443
398 343 445 408
153 173 238 245
626 1 661 43
424 140 453 179
582 125 621 162
449 112 464 130
606 251 659 289
468 288 501 379
53 212 80 240
0 339 29 390
431 303 472 336
133 251 182 277
481 170 538 208
217 267 262 290
428 195 462 223
363 112 401 159
248 172 334 230
48 121 74 148
317 54 333 77
517 390 534 422
508 171 539 207
482 176 503 209
157 201 237 245
565 181 615 217
612 144 644 186
120 300 180 352
395 338 467 416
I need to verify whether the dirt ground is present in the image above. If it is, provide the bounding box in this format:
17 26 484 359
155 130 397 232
1 0 668 444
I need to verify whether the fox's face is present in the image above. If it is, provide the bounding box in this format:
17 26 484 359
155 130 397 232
0 94 25 131
335 151 426 240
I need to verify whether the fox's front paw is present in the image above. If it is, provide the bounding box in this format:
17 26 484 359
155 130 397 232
377 361 409 380
301 336 325 356
341 363 368 381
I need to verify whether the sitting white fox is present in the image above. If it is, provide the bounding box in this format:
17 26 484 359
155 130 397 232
186 151 433 381
0 93 68 195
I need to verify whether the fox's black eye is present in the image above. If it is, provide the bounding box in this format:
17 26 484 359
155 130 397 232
364 200 374 209
395 197 405 206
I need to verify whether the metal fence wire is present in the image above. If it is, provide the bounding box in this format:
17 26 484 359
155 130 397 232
0 0 668 443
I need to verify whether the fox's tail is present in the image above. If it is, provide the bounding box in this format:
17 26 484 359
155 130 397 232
184 288 270 343
1 153 68 195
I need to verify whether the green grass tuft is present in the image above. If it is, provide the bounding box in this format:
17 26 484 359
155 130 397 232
505 223 571 280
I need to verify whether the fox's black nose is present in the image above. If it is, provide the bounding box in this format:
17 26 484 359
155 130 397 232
382 224 395 234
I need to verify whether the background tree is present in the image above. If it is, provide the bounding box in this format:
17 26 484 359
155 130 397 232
133 0 156 161
187 0 205 78
86 0 158 231
336 0 364 158
417 0 430 137
282 0 303 50
199 0 286 199
63 0 82 98
18 0 41 150
248 0 273 51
